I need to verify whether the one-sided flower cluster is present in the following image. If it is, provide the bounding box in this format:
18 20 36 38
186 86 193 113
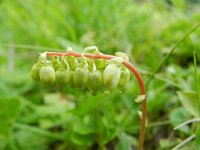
31 47 130 95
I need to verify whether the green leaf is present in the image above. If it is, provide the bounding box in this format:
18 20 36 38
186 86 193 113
72 95 105 115
177 91 199 117
35 93 75 117
73 117 95 135
44 93 60 104
70 132 95 146
159 139 170 149
169 107 191 135
115 132 136 150
13 130 50 150
0 98 21 149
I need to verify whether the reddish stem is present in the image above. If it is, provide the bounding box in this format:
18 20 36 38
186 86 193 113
46 51 146 150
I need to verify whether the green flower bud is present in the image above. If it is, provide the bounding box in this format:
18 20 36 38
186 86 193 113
87 70 103 95
31 63 41 81
103 64 121 90
55 68 70 85
94 59 106 69
87 59 94 72
66 56 77 71
39 64 55 83
115 52 129 61
73 68 88 88
84 46 99 54
83 46 105 69
69 71 75 87
118 67 130 89
51 59 61 71
38 52 47 64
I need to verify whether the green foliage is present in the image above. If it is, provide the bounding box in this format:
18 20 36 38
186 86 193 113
115 132 136 150
0 98 21 149
177 91 199 117
169 107 191 134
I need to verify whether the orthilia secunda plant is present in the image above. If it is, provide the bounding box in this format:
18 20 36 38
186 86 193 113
30 46 146 150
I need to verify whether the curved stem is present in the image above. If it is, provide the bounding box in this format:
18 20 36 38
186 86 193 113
46 51 146 150
123 61 146 150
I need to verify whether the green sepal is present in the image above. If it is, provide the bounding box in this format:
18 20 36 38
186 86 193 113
38 52 47 64
94 59 106 69
73 67 88 88
39 63 55 83
55 68 70 85
87 70 103 95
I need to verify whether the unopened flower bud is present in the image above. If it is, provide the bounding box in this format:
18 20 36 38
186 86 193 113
103 64 121 90
39 64 55 83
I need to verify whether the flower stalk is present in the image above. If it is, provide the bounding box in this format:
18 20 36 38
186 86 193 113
45 51 146 150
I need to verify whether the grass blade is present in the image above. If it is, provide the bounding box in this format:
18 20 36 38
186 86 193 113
146 23 200 87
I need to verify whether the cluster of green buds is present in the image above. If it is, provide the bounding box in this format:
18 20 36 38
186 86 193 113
31 46 130 95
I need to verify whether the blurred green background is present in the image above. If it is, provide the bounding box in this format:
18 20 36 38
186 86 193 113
0 0 200 150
